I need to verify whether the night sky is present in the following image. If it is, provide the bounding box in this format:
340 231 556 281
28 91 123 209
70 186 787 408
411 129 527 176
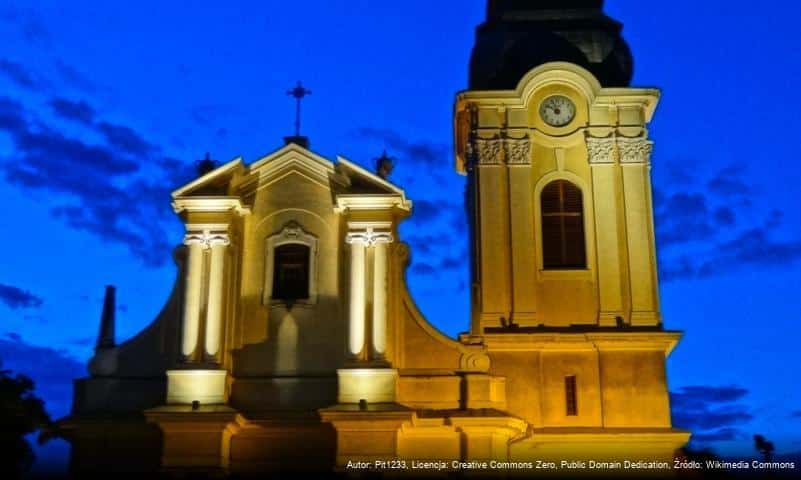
1 0 800 470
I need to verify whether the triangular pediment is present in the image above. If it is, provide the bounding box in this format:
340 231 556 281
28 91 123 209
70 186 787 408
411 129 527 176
238 143 337 192
171 157 245 198
335 156 404 195
172 143 411 207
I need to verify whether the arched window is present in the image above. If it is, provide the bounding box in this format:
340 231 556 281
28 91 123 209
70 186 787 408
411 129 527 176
272 243 310 300
541 180 586 269
264 222 318 306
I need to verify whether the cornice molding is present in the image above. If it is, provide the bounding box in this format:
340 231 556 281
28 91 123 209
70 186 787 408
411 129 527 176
172 197 250 215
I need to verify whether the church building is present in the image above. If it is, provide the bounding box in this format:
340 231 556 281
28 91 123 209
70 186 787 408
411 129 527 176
61 0 690 474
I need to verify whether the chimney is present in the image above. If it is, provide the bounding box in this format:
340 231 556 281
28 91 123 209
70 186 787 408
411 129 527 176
96 285 116 350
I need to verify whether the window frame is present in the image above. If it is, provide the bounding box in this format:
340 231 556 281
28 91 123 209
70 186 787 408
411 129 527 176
540 179 587 270
263 222 318 307
533 172 594 279
565 374 578 416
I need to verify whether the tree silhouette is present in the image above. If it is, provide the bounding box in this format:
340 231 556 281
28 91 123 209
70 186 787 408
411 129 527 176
0 364 52 478
754 434 775 462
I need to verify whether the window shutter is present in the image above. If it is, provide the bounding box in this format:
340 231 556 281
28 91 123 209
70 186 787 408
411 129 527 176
541 180 586 269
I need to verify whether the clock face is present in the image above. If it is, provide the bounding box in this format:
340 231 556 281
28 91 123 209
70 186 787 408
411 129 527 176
539 95 576 127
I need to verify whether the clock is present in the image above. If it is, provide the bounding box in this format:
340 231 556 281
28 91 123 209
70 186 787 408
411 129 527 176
539 95 576 127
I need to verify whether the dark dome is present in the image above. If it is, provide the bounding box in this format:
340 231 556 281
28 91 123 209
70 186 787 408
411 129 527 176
469 0 633 89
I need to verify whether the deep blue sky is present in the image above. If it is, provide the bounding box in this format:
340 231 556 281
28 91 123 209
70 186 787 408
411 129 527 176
1 0 800 469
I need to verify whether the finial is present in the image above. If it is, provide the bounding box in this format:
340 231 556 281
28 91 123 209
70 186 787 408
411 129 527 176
96 285 116 350
195 152 217 176
375 150 394 179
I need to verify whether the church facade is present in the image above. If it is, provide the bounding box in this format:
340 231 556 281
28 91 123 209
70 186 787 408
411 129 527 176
61 1 690 474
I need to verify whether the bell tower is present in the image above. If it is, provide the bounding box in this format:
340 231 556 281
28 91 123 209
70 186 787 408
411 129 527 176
451 2 688 462
456 0 662 334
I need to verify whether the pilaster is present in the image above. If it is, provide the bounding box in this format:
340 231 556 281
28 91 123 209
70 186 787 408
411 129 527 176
587 134 627 326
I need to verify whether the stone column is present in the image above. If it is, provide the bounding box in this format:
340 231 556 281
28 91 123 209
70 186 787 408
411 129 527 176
371 233 393 360
345 232 368 359
181 234 205 360
205 234 230 360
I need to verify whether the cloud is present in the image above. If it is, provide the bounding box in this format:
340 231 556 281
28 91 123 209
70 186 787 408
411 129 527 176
411 262 437 275
691 428 742 443
410 199 441 223
707 164 749 198
408 251 466 277
0 336 85 419
714 206 735 226
49 97 95 124
0 95 194 267
697 228 801 277
96 121 154 156
354 127 447 169
655 192 716 246
0 58 43 90
655 164 801 282
190 105 232 127
0 6 50 45
406 234 439 256
68 336 94 347
54 60 98 93
50 96 154 154
671 385 753 446
409 198 465 228
439 254 464 271
0 284 43 309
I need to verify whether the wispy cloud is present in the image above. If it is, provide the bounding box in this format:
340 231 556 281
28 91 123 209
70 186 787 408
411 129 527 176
54 60 99 93
0 336 85 419
0 284 43 309
49 97 95 124
671 385 753 445
0 58 45 90
0 94 194 266
354 127 448 169
0 5 51 45
655 164 801 282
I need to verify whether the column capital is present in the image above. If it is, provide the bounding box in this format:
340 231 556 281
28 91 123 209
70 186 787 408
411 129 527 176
617 135 653 164
345 228 393 246
504 134 531 165
586 134 617 164
184 231 230 249
470 136 503 166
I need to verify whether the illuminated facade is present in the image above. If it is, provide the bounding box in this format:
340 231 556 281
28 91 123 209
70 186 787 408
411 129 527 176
62 1 689 474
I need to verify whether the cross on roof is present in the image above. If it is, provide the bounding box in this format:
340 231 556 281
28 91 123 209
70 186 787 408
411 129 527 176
287 81 312 137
